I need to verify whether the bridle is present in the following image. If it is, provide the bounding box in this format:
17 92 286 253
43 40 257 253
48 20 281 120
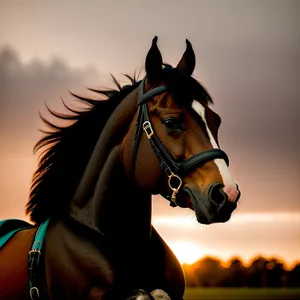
130 76 229 207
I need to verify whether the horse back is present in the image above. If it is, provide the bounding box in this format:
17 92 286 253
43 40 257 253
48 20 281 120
0 227 37 300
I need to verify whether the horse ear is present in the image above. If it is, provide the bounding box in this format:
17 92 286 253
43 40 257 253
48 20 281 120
145 36 163 84
176 39 195 76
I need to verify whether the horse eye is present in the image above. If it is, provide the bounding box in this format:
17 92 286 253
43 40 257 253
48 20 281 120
164 118 179 130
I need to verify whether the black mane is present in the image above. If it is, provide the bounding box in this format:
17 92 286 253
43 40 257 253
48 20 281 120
26 74 140 224
26 67 212 224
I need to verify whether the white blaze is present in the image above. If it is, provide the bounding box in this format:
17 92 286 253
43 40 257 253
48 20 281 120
191 100 238 202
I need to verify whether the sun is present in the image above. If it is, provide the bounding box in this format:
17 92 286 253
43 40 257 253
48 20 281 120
169 241 206 265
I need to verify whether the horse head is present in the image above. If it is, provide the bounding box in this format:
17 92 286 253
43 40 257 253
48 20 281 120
122 37 240 224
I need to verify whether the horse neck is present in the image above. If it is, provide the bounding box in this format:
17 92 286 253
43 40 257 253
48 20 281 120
68 89 153 245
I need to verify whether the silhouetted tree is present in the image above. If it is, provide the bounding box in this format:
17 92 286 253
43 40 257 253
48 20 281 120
181 255 295 288
182 263 197 287
265 258 285 287
287 263 300 287
246 256 268 287
223 257 246 287
193 256 225 287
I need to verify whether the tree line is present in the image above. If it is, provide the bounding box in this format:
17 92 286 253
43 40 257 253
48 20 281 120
182 256 300 288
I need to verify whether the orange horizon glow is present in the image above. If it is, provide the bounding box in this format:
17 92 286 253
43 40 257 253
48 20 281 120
169 241 207 265
175 247 300 271
151 213 300 270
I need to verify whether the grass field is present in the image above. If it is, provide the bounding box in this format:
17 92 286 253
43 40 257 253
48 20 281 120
183 287 300 300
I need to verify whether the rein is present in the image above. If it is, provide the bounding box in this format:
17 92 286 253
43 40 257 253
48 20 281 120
130 77 229 206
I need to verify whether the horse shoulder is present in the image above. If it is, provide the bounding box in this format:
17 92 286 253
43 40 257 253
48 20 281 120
0 227 37 300
150 226 185 299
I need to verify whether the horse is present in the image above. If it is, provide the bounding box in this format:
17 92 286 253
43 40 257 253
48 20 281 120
0 37 240 300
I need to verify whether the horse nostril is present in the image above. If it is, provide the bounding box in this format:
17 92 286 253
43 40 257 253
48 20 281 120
209 183 228 205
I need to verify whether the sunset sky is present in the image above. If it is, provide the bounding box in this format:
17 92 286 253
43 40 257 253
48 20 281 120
0 0 299 267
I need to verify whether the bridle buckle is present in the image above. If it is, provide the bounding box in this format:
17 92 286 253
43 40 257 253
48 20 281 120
143 121 154 139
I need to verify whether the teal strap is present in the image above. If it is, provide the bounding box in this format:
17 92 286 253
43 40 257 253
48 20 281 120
28 218 50 300
31 219 50 251
0 226 32 248
0 219 33 249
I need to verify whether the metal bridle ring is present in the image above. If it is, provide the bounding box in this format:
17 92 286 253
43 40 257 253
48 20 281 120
168 173 182 205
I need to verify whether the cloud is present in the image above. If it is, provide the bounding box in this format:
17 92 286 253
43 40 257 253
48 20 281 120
0 46 101 144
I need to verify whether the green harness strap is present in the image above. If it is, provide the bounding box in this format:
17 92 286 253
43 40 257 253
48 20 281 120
0 219 33 248
28 218 50 300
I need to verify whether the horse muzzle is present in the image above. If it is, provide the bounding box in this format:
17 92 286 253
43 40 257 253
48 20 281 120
182 183 241 224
